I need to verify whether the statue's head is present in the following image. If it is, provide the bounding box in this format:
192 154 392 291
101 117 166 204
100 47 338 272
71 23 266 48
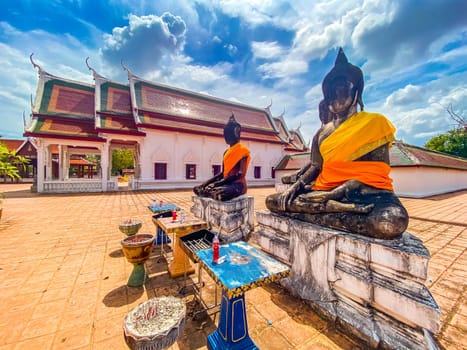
322 48 364 113
224 113 241 145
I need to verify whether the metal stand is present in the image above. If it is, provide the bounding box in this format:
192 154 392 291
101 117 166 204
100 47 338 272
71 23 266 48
207 290 258 350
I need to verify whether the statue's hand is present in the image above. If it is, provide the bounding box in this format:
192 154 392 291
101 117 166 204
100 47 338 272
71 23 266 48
326 199 374 213
297 183 349 203
278 181 303 211
281 173 297 184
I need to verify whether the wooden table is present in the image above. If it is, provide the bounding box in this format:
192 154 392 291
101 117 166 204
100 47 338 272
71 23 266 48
155 216 207 278
196 241 291 350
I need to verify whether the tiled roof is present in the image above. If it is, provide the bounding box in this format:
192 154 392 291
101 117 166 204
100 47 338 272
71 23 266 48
98 81 132 114
138 112 284 144
275 152 311 170
95 80 143 135
275 142 467 171
390 142 467 170
38 78 94 120
131 77 277 134
24 117 104 142
274 118 290 142
0 139 24 151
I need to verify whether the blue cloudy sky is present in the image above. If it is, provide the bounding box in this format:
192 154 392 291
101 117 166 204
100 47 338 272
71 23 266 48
0 0 466 147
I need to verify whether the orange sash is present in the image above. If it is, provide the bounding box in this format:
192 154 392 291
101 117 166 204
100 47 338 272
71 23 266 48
223 143 251 177
312 112 395 191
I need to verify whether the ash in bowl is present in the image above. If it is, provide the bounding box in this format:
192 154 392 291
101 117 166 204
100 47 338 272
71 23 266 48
124 296 186 337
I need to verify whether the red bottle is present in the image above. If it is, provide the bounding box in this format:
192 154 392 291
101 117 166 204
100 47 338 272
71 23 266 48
212 234 219 263
172 209 177 221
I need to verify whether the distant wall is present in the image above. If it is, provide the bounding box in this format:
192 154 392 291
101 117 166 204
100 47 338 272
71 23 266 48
275 167 467 198
392 166 467 198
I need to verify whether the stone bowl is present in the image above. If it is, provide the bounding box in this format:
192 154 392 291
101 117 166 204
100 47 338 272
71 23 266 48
119 219 143 236
121 234 155 264
123 296 186 350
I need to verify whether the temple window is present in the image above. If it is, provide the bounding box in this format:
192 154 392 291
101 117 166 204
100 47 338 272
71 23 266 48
212 164 221 176
186 164 197 179
154 163 167 180
271 167 275 179
254 166 261 179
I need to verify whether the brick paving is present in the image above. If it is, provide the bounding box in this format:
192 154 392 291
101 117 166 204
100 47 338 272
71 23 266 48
0 184 465 350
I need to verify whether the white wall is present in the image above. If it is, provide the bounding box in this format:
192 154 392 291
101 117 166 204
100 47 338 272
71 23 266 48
274 167 467 198
392 166 467 198
137 129 282 189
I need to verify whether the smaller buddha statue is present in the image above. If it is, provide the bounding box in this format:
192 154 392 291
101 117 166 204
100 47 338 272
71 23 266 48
194 114 251 201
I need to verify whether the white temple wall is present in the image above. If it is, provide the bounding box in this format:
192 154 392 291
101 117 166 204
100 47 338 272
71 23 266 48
392 166 467 198
137 129 282 189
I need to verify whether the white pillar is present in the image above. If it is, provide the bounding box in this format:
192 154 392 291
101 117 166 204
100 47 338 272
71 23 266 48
36 141 45 193
45 144 53 180
101 142 110 191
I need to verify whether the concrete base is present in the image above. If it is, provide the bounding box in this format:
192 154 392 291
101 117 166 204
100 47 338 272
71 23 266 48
251 210 441 350
191 195 254 242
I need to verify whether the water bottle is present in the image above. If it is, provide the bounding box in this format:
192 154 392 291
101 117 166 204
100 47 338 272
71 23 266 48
172 209 177 221
180 209 186 223
212 234 219 263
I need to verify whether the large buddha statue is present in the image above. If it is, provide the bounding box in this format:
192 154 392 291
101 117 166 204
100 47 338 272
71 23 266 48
266 48 408 239
194 114 251 201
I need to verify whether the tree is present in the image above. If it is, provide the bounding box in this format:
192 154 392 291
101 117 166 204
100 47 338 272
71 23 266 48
111 149 134 175
424 129 466 158
424 105 467 158
0 143 30 181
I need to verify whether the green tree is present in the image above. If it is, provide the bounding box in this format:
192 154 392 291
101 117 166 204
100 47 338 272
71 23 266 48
424 128 466 158
111 149 134 175
0 143 30 181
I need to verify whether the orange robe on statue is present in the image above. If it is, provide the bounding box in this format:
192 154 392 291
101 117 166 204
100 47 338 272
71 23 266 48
223 143 251 177
312 111 395 191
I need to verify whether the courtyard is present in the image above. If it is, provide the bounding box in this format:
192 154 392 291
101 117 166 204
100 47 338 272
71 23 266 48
0 184 465 349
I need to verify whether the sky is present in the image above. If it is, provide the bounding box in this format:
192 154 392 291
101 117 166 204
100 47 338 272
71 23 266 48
0 0 466 147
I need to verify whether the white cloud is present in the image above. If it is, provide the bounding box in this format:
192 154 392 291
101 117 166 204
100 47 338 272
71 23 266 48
251 41 284 59
101 13 187 74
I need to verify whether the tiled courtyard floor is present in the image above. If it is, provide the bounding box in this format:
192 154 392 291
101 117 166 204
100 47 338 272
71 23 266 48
0 184 465 350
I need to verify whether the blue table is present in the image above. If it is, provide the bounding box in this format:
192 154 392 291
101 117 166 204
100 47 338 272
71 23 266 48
196 241 291 350
148 203 178 244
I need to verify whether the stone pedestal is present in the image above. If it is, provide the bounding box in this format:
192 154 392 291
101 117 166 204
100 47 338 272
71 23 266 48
191 195 254 242
251 210 440 350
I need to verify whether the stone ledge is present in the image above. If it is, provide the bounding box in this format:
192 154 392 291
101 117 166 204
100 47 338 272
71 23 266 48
191 195 254 242
251 209 440 350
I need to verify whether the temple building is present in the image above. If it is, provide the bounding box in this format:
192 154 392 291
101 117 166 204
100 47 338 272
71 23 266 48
23 57 307 193
274 142 467 197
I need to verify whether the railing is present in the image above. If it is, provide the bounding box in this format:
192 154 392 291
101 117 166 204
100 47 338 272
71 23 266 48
43 179 103 193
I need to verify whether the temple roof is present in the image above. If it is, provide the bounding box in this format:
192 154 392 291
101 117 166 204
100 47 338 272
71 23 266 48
95 79 144 136
274 152 310 171
129 75 283 143
390 142 467 170
274 142 467 171
0 139 24 151
24 116 104 142
25 60 294 145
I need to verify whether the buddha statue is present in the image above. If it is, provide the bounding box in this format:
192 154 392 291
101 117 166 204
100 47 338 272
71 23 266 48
266 48 408 239
194 114 251 201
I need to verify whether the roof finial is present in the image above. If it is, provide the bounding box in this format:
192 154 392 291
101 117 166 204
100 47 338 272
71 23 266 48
30 94 34 110
265 99 273 110
121 59 133 79
278 106 286 118
86 57 104 80
29 53 42 74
